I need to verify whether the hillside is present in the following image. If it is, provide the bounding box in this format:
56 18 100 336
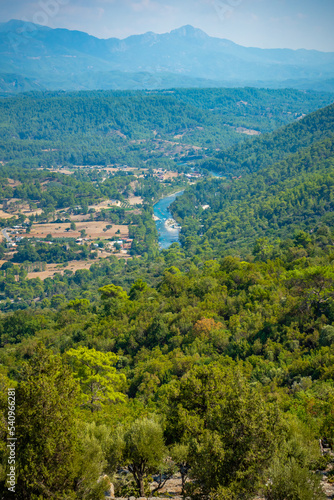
1 88 332 169
0 73 44 93
171 103 334 254
1 20 334 91
0 90 334 500
201 102 334 174
1 214 334 499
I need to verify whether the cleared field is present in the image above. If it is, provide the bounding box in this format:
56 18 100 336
0 210 14 219
153 169 180 181
27 222 129 240
88 200 122 211
128 196 143 205
7 178 21 187
26 251 131 280
236 127 261 136
27 260 95 280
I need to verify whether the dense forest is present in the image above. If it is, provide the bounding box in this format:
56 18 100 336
0 89 334 499
1 228 334 499
171 103 334 255
0 88 332 168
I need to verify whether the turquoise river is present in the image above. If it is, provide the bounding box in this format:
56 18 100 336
153 172 222 249
153 191 184 249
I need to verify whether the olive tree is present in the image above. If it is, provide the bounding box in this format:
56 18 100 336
123 417 165 497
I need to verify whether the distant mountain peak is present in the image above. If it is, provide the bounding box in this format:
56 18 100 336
1 20 334 93
169 25 209 39
0 19 51 33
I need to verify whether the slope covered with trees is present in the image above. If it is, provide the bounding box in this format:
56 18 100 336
1 229 334 499
201 101 334 174
0 92 334 500
171 103 334 255
0 88 332 168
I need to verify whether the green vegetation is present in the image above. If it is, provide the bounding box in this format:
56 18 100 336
1 229 334 498
172 103 334 256
0 89 334 499
0 88 332 169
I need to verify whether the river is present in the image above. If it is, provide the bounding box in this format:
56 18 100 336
153 172 223 250
153 191 184 249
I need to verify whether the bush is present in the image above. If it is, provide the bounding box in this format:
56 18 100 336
320 325 334 346
264 458 326 500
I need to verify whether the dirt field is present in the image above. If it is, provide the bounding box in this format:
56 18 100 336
0 198 43 218
236 127 261 136
128 196 143 205
26 250 130 280
27 222 129 240
7 178 21 187
47 168 73 175
88 200 122 211
0 210 14 219
153 169 180 181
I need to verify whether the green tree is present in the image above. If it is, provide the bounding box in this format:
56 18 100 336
166 364 281 499
15 344 80 499
264 458 326 500
123 417 166 497
66 346 126 412
98 284 129 316
75 422 112 500
129 279 149 301
51 293 66 309
98 284 128 301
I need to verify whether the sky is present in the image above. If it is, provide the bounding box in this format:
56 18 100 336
1 0 334 51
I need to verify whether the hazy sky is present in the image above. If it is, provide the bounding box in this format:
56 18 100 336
1 0 334 51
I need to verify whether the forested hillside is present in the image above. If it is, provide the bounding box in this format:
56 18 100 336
172 87 334 131
1 227 334 499
171 103 334 255
201 101 334 174
0 88 332 167
1 91 334 500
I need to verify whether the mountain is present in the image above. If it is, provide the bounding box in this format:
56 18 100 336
1 20 334 92
0 73 45 93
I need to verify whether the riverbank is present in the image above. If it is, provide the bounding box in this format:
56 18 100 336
152 172 225 249
153 191 184 249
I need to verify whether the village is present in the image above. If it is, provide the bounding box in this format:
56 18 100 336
0 163 204 280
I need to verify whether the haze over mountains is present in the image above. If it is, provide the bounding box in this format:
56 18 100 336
1 19 334 93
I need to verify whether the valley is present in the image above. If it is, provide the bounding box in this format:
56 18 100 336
0 86 334 500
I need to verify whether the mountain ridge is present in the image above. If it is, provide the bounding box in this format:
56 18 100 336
1 20 334 92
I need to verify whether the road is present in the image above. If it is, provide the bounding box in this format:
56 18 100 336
2 228 13 245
